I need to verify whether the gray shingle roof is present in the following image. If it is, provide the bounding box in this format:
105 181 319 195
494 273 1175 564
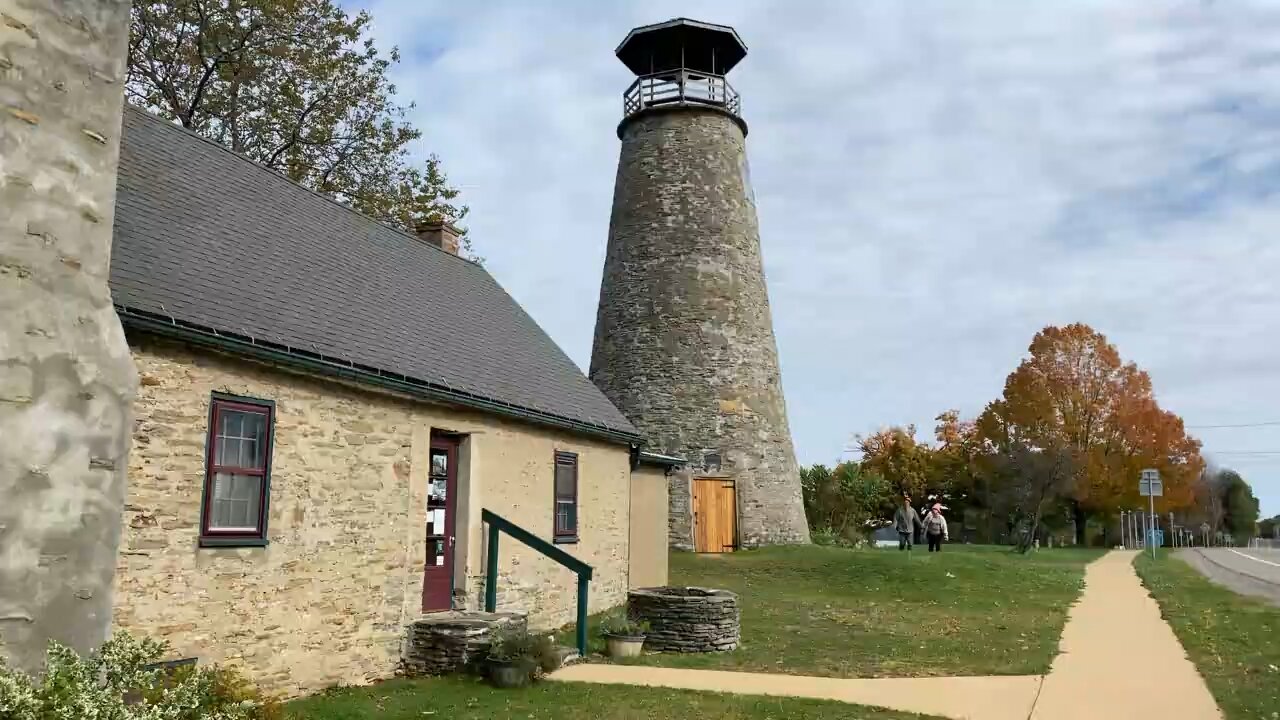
109 107 638 442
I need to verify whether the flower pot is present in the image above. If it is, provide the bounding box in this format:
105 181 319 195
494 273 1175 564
487 658 532 688
604 633 646 659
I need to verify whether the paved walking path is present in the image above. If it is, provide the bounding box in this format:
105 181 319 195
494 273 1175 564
1030 551 1220 719
550 551 1223 720
553 664 1042 720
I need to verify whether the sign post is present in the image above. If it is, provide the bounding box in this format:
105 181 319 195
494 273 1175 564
1139 469 1162 559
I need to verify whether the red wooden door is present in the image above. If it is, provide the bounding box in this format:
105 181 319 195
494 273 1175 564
422 436 458 612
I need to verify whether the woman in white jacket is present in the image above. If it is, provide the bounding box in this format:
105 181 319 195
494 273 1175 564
923 503 948 552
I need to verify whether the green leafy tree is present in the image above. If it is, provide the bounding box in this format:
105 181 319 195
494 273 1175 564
800 462 892 544
1216 469 1260 544
995 442 1077 553
127 0 473 258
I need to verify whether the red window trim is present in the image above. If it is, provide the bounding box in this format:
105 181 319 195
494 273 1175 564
553 451 578 540
200 395 275 546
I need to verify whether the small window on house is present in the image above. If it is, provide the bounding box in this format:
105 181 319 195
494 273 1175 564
200 394 275 547
553 451 578 543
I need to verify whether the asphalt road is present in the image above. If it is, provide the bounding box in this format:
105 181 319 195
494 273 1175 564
1177 547 1280 606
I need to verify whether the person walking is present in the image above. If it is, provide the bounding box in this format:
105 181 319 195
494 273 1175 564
924 503 949 552
894 494 922 551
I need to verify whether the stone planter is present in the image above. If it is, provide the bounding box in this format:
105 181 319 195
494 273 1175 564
403 612 527 676
487 657 533 688
627 587 740 653
604 633 646 658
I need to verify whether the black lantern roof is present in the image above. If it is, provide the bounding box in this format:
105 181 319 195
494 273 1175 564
616 18 748 77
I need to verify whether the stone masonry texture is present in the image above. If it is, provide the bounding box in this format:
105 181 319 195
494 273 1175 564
0 0 138 675
590 106 810 548
115 335 632 697
402 612 525 677
627 587 740 653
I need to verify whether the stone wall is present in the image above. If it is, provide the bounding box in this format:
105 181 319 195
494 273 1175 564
0 0 138 674
666 468 694 551
627 587 739 653
402 612 524 677
589 105 809 547
115 335 632 696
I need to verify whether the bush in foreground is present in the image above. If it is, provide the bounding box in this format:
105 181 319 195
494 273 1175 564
0 631 281 720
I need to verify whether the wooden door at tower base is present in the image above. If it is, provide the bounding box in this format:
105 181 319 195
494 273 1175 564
693 477 737 553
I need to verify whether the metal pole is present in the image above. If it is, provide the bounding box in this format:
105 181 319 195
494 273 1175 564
1149 493 1157 559
575 574 589 657
1170 513 1175 548
1120 511 1126 549
485 522 500 612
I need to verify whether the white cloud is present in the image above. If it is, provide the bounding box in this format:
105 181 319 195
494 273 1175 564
352 0 1280 515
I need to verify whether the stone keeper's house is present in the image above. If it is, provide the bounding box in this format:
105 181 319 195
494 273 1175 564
106 107 676 696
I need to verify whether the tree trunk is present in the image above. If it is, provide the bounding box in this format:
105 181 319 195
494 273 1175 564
1072 502 1087 546
0 0 137 675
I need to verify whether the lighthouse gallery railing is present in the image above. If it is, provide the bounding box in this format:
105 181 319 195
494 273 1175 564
623 70 741 117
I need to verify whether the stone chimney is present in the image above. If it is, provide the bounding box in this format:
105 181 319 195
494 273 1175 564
416 220 462 255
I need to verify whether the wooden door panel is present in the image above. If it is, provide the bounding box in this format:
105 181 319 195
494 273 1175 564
693 478 736 553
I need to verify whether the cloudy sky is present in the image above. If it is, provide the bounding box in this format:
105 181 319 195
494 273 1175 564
349 0 1280 515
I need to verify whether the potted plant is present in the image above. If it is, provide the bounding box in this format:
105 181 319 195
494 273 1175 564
486 626 540 688
600 615 649 658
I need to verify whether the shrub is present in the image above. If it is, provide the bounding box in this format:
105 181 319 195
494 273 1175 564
532 635 561 675
599 614 649 637
487 625 563 677
809 526 841 546
0 631 280 720
487 626 539 667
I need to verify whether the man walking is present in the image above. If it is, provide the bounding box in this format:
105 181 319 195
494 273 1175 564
894 494 922 551
924 503 949 552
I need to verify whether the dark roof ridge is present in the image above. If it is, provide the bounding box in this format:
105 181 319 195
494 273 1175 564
121 105 473 266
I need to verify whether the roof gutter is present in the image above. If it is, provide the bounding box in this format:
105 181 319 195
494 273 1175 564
638 451 687 467
116 306 644 448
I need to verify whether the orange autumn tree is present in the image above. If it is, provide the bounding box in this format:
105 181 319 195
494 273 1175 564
857 425 936 500
977 323 1203 543
933 410 986 490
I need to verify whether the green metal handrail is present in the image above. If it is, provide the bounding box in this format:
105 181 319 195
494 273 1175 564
481 509 593 655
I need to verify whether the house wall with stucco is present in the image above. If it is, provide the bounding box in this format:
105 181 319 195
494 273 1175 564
113 333 633 697
628 464 670 588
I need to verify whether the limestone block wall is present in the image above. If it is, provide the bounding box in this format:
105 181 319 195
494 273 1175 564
589 106 809 547
667 469 694 551
115 335 631 696
0 0 138 675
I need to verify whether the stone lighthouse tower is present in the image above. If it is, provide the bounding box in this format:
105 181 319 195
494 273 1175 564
590 18 809 547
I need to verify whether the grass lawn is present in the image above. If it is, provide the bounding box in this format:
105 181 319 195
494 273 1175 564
1134 552 1280 720
568 544 1101 679
285 676 936 719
